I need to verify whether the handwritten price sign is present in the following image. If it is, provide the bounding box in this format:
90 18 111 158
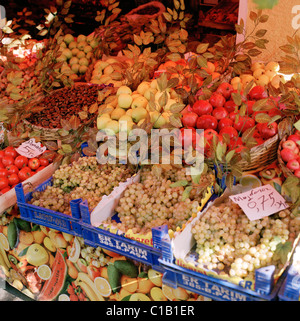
16 138 46 158
229 184 289 221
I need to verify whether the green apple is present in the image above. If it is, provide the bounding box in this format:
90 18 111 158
77 34 86 43
69 57 79 66
131 107 148 123
111 107 126 120
68 41 77 50
64 34 74 45
86 52 93 60
79 65 88 74
131 96 148 109
60 42 67 49
117 85 132 96
77 41 87 50
90 39 99 49
84 45 93 54
79 57 89 66
77 51 85 59
105 120 119 134
97 115 111 130
118 93 133 109
71 48 80 56
57 55 67 62
71 64 80 74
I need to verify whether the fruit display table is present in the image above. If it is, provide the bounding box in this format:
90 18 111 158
0 0 300 303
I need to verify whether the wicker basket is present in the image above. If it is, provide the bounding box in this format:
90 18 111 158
207 133 279 174
277 135 295 178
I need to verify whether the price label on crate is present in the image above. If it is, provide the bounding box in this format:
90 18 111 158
229 184 289 221
16 138 46 158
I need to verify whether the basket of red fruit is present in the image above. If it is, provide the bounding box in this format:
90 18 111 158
277 123 300 178
182 83 283 173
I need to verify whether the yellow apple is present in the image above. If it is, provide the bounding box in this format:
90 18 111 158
144 88 158 101
253 68 265 80
97 115 111 130
265 61 280 72
117 85 132 96
126 109 133 117
111 107 126 120
118 93 133 109
257 74 269 86
240 74 254 85
105 120 119 134
271 74 286 88
251 62 265 72
264 70 276 81
131 96 148 109
137 81 150 95
131 107 148 123
230 77 242 90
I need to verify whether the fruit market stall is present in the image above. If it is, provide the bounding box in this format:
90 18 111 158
0 0 300 303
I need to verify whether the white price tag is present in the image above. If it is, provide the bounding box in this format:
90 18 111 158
229 184 289 221
15 138 46 158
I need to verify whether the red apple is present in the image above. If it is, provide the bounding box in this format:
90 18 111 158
228 137 243 151
219 126 238 139
209 92 226 108
287 134 300 145
196 115 218 130
192 100 213 116
233 116 255 133
224 100 237 113
259 122 278 139
287 159 300 171
248 85 268 100
212 107 228 120
246 100 255 115
182 112 198 128
216 82 234 100
218 118 233 131
294 169 300 178
281 148 297 163
282 139 297 151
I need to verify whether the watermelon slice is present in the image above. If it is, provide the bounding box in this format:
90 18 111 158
38 249 67 301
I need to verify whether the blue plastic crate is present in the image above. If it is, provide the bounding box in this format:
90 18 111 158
159 257 284 301
79 200 168 272
15 177 82 236
278 266 300 301
159 235 284 301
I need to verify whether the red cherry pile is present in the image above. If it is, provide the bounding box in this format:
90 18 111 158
280 131 300 177
0 146 56 195
181 83 280 157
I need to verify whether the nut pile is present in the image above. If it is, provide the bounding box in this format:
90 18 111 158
26 84 106 129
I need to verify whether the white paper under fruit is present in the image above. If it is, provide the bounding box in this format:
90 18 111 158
90 171 141 227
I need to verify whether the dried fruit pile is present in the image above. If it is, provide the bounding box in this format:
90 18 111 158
25 84 105 128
